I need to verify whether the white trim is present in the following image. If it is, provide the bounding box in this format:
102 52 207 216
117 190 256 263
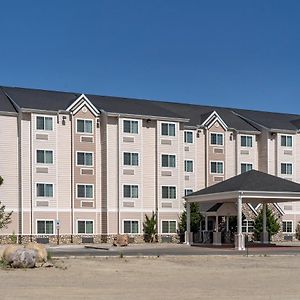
122 151 140 167
76 118 94 135
210 160 224 175
76 183 95 199
240 162 253 173
36 219 55 235
35 149 54 165
209 132 224 146
76 151 94 167
279 134 293 148
160 121 177 137
201 111 228 130
122 118 140 135
122 219 140 234
282 220 294 233
184 159 194 173
160 220 177 234
122 183 140 199
35 115 54 132
76 219 95 235
161 153 177 168
240 134 254 148
280 162 293 175
66 94 99 116
35 182 54 198
184 130 194 144
161 185 177 200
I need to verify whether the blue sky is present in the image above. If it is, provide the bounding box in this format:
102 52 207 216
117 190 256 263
0 0 299 113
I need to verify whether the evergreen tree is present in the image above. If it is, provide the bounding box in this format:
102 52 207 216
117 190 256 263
179 203 203 233
254 205 280 240
0 176 13 230
143 211 157 242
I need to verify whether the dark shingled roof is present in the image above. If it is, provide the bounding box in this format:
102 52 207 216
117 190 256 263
187 170 300 197
0 88 17 113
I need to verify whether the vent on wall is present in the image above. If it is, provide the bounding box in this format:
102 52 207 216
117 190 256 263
214 148 224 154
36 201 49 207
80 136 94 143
36 134 48 140
81 201 94 208
161 139 172 145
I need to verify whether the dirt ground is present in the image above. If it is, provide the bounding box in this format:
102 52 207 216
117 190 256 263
1 255 300 299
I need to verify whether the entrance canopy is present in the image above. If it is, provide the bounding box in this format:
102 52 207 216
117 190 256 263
184 170 300 250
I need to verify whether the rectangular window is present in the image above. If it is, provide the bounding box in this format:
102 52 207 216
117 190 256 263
281 163 293 175
241 163 253 173
184 189 193 196
210 161 224 174
242 220 254 233
123 152 139 166
161 154 176 168
77 119 93 134
161 123 175 136
162 186 176 199
77 220 94 234
162 221 177 233
37 150 53 164
210 133 223 146
241 136 253 147
37 220 54 234
282 221 293 233
184 131 193 143
184 160 194 172
124 220 139 234
123 120 138 134
77 184 93 198
281 135 293 147
36 116 53 131
77 152 93 166
36 183 53 197
123 185 139 198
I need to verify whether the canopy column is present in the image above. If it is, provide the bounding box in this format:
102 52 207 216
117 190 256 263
235 193 245 250
186 202 191 245
262 203 269 243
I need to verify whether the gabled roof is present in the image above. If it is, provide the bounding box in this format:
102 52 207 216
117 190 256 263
0 88 17 113
187 170 300 197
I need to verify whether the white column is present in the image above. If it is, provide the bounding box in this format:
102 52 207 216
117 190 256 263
235 194 245 250
186 202 191 245
215 215 218 232
226 216 229 231
205 215 208 231
262 203 269 243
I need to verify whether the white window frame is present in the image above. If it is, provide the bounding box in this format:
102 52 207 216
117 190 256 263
123 152 139 167
77 219 94 235
36 115 54 131
242 220 254 233
122 219 140 234
76 151 94 167
161 154 176 168
161 185 177 199
240 135 253 148
184 189 193 197
210 161 224 175
280 135 293 148
36 219 55 235
123 184 139 199
161 220 177 234
184 159 194 173
184 131 194 144
241 163 253 173
76 118 94 135
123 119 139 134
281 163 293 175
76 183 94 199
210 132 224 146
36 182 54 198
282 220 293 233
161 122 176 137
36 149 54 164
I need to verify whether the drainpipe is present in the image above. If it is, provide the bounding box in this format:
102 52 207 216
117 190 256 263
117 115 120 235
17 111 22 244
204 126 208 188
29 114 33 242
155 121 158 236
70 113 74 243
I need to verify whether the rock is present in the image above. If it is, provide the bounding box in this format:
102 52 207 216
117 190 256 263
25 242 47 264
2 245 23 264
42 262 54 268
10 248 36 268
113 235 129 247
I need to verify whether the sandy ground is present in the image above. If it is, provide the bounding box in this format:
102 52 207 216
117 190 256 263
1 255 300 300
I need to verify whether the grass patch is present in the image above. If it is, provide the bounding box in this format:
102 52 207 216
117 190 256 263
0 259 10 269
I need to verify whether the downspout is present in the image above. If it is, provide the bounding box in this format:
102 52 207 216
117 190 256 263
155 121 158 236
235 130 238 175
30 114 33 241
70 113 74 243
17 111 22 243
204 126 208 187
117 115 120 234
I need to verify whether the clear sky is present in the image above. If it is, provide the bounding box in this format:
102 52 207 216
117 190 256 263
0 0 299 113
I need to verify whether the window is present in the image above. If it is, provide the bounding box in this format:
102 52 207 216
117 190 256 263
281 163 293 175
242 220 254 233
77 152 93 166
123 152 139 166
241 136 253 147
123 185 138 198
282 221 293 233
210 161 224 174
77 119 93 133
77 184 93 198
123 120 138 134
184 189 193 196
162 186 176 199
161 154 176 168
124 220 139 234
37 220 54 234
210 133 223 146
36 116 53 131
162 221 177 233
36 183 53 197
184 131 193 143
77 220 94 234
161 123 175 136
281 135 293 147
37 150 53 164
241 163 253 173
184 160 194 172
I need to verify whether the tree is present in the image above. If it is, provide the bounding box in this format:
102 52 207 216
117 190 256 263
0 176 13 230
254 205 280 240
143 211 157 243
179 203 203 233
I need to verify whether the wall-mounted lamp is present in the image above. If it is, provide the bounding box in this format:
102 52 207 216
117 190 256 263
197 129 201 138
97 119 100 128
62 116 67 126
230 133 233 141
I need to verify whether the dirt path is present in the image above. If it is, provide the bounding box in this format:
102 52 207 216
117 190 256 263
1 256 300 299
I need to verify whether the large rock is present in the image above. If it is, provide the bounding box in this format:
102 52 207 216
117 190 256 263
11 248 36 268
2 245 23 264
25 242 47 264
113 235 129 247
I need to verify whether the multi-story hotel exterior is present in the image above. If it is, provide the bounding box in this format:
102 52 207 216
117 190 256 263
0 86 299 244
